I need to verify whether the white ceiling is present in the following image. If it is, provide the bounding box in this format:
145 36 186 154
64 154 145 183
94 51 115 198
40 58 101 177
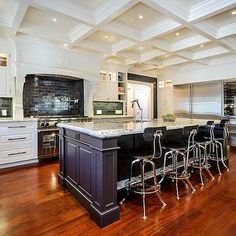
0 0 236 75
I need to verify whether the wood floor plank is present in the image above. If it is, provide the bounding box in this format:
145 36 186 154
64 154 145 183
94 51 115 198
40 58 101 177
0 150 236 236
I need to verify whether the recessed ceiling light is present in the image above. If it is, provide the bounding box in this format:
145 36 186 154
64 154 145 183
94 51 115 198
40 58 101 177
104 35 109 39
231 10 236 15
175 32 180 36
165 55 168 58
52 18 57 22
139 46 143 50
200 44 204 48
138 15 144 19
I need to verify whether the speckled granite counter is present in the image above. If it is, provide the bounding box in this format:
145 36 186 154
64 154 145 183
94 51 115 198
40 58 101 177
57 118 214 139
58 117 218 227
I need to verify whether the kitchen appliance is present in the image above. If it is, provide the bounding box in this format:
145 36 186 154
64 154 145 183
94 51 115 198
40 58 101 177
37 116 92 160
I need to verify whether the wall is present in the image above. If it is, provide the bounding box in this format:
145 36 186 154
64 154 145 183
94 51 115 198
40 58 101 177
157 60 236 117
10 35 101 118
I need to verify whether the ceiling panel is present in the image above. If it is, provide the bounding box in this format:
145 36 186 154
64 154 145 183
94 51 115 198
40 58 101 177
22 6 79 33
115 2 167 30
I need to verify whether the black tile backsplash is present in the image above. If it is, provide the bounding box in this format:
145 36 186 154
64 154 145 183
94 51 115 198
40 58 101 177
23 74 84 117
0 97 12 117
93 101 123 115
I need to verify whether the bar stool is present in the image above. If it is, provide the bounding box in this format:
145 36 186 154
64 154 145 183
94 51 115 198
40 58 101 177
120 127 167 220
210 119 230 175
191 122 215 185
160 126 197 200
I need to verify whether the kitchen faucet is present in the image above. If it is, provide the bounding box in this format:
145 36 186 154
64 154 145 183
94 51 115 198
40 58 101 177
131 99 143 123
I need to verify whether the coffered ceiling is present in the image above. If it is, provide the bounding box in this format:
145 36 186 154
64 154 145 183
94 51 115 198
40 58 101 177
1 0 236 75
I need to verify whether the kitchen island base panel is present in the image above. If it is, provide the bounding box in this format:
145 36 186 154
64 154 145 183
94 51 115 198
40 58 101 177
58 127 120 228
58 175 120 227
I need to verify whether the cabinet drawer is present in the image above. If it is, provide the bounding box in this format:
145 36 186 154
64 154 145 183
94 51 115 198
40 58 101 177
0 133 32 144
0 122 35 132
0 148 32 164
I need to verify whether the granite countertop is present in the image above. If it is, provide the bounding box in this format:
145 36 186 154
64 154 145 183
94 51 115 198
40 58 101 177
58 118 217 139
93 115 134 119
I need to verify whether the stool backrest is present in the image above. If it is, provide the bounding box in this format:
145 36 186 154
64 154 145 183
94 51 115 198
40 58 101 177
183 125 199 149
214 119 230 140
143 127 166 158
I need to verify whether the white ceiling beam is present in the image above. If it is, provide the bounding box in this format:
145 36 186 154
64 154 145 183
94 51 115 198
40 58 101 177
150 39 171 52
193 46 230 60
171 35 210 52
112 39 137 53
189 0 236 22
220 38 236 51
217 23 236 39
142 0 189 22
30 0 94 26
11 0 29 35
141 49 166 62
117 51 140 62
18 23 71 43
141 19 182 41
69 24 93 43
72 0 138 44
103 21 140 41
163 57 189 66
95 0 139 25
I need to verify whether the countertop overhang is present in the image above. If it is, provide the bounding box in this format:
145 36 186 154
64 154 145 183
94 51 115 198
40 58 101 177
57 118 217 139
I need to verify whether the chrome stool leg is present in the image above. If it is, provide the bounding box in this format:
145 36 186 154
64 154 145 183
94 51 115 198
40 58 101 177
204 143 215 180
174 152 180 200
141 160 147 220
120 159 140 205
150 160 167 206
215 140 229 172
198 145 204 185
215 144 222 175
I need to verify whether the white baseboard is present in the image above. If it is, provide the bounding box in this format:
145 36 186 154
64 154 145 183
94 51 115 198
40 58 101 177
0 158 39 169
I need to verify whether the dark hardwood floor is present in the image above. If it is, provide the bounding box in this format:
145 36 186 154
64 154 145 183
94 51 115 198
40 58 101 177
1 150 236 236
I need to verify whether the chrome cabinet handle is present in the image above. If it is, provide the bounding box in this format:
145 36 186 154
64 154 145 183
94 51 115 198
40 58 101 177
8 151 27 156
8 126 26 128
8 137 27 141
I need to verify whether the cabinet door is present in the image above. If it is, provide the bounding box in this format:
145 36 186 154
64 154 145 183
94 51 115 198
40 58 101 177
0 67 8 95
94 81 118 101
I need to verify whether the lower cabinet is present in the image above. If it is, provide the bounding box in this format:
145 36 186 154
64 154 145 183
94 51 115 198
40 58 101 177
0 120 38 169
65 139 93 197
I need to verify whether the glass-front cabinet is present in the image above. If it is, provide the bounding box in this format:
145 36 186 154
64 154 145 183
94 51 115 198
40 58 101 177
224 82 236 116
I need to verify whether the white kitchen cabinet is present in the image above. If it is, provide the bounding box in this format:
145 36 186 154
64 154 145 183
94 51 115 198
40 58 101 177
0 67 10 96
0 120 38 169
94 80 118 101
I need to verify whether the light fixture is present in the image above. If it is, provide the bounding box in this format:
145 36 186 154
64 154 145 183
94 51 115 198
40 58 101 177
175 32 180 36
200 44 204 48
52 18 57 22
164 54 168 58
104 35 109 39
138 15 144 19
139 46 143 50
231 10 236 15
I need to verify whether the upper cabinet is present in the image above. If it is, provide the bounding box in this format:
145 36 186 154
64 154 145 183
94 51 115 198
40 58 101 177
0 53 11 96
93 71 127 102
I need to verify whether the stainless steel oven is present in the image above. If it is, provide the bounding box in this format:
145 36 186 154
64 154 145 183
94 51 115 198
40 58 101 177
37 116 92 160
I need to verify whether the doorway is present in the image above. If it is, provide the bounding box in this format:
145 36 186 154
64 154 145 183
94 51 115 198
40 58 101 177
127 82 153 120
